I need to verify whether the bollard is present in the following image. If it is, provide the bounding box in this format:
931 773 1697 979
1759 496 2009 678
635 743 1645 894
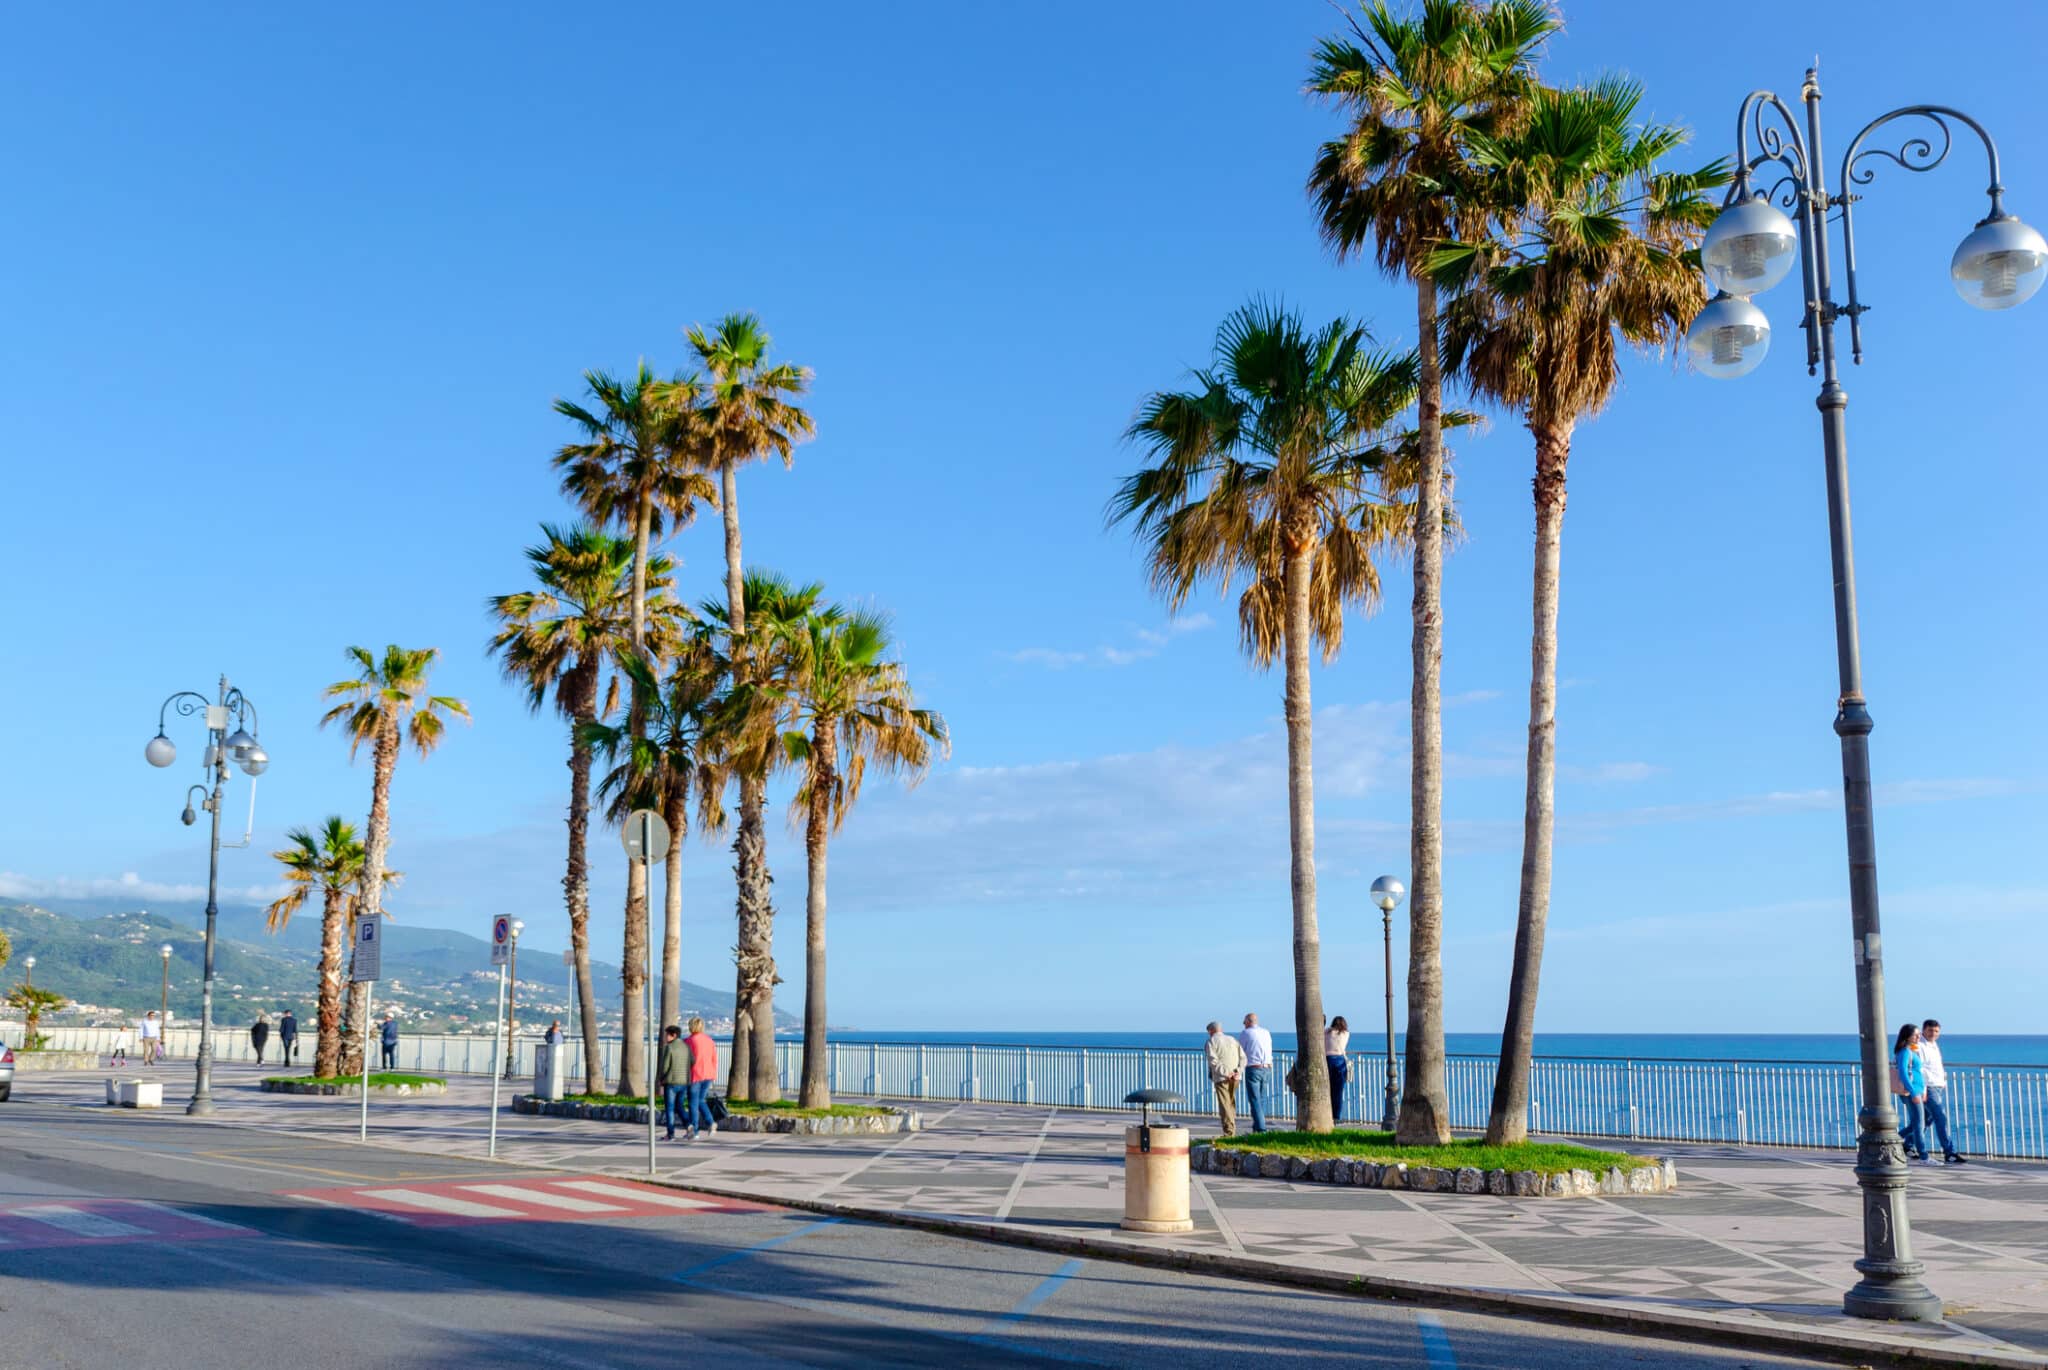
1121 1123 1193 1233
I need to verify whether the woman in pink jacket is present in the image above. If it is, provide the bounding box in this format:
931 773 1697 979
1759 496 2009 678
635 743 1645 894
684 1017 719 1140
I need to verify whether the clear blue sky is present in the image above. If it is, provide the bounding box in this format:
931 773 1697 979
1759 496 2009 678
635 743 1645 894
4 3 2043 1033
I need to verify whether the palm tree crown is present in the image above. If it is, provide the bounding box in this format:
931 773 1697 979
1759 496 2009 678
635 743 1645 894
554 364 717 548
266 818 368 931
780 608 949 834
686 313 816 483
487 524 679 720
320 645 472 760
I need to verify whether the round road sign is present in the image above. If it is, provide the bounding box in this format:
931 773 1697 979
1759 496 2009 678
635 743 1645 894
622 808 671 863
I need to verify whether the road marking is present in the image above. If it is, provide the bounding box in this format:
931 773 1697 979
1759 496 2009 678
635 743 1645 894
665 1216 844 1279
558 1180 712 1210
989 1256 1084 1326
1416 1310 1458 1370
16 1204 150 1238
125 1201 249 1231
358 1188 526 1219
461 1183 625 1213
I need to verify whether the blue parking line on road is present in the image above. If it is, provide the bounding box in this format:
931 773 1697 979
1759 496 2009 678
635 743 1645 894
664 1216 843 1281
995 1258 1087 1325
1416 1309 1457 1370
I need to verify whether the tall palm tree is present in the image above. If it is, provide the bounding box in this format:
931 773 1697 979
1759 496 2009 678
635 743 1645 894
1431 78 1721 1144
488 524 670 1088
265 817 366 1078
584 633 726 1035
696 570 823 1101
779 607 947 1108
319 645 468 1073
680 316 815 1100
1112 300 1422 1134
554 365 716 1092
1308 0 1556 1146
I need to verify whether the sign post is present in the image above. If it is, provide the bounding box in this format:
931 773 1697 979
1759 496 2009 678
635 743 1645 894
624 809 671 1177
353 919 381 1143
488 915 512 1158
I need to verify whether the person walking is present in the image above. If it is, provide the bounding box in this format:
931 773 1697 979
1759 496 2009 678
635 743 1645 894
1236 1013 1274 1133
1205 1022 1245 1136
278 1009 299 1066
685 1016 719 1140
545 1020 564 1047
658 1025 691 1140
379 1013 400 1070
139 1010 162 1066
110 1020 132 1068
1920 1019 1966 1165
250 1013 271 1066
1324 1015 1351 1124
1892 1022 1930 1163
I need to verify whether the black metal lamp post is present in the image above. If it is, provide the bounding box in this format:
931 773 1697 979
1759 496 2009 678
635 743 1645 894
1368 876 1406 1134
1686 68 2045 1323
145 677 268 1116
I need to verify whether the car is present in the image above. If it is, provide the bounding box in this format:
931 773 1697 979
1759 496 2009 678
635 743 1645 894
0 1044 13 1101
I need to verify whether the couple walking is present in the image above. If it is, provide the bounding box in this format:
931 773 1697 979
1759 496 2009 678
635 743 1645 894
1204 1012 1355 1135
658 1018 719 1141
1893 1019 1966 1165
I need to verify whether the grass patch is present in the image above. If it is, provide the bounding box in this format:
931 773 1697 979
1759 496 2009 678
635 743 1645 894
265 1073 445 1088
563 1092 888 1118
1218 1128 1651 1175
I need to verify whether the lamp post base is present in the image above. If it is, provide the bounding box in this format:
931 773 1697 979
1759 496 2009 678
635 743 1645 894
185 1095 215 1117
1844 1276 1943 1323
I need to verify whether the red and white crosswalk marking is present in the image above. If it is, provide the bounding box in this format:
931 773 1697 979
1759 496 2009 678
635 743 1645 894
286 1175 776 1227
0 1199 255 1250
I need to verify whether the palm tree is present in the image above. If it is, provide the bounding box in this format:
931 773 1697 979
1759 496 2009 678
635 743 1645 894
265 818 368 1078
779 607 947 1108
1431 78 1721 1144
584 633 726 1036
555 365 716 1092
1112 300 1423 1134
696 570 823 1101
680 316 815 1100
1308 0 1556 1146
487 524 669 1088
319 645 468 1073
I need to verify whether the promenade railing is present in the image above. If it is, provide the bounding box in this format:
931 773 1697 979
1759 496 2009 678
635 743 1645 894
22 1024 2047 1160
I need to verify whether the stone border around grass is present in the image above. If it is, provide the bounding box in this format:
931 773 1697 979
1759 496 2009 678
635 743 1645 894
260 1079 448 1097
1193 1144 1676 1197
511 1094 920 1134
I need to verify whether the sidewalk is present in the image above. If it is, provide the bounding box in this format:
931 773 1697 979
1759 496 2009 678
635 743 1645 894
52 1064 2048 1366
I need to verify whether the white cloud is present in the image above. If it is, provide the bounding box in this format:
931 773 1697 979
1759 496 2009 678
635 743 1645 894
0 870 286 905
1562 760 1663 784
1003 613 1215 669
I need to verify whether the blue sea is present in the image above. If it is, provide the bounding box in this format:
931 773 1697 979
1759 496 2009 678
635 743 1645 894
831 1030 2048 1067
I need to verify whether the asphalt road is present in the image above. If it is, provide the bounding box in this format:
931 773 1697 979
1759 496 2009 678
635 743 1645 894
0 1096 1836 1369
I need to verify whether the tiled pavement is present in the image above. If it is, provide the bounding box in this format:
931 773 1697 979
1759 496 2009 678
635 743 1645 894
46 1064 2048 1363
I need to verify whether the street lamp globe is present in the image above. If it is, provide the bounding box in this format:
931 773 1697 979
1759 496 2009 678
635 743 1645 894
145 733 177 768
1701 196 1800 296
223 728 259 764
1369 875 1406 913
510 919 525 939
240 745 269 777
1687 293 1772 379
160 944 174 960
1951 216 2048 310
23 956 35 971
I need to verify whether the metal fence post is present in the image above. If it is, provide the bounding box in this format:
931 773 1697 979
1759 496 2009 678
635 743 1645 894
917 1043 927 1100
1023 1047 1033 1105
870 1042 879 1097
1081 1048 1092 1108
969 1044 979 1101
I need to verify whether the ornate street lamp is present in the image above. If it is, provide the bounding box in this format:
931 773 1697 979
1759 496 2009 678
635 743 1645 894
503 918 525 1078
160 944 174 1026
21 955 35 991
1686 68 2041 1324
146 676 267 1116
1368 876 1406 1134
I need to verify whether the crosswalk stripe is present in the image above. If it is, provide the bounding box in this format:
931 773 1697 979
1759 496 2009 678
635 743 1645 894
460 1184 626 1214
555 1181 713 1211
358 1188 525 1219
16 1205 151 1238
126 1201 250 1232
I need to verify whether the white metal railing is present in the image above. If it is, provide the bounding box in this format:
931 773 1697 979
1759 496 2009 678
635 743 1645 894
16 1024 2045 1159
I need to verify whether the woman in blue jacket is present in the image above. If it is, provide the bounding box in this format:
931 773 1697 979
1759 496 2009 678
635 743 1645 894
1893 1022 1929 1162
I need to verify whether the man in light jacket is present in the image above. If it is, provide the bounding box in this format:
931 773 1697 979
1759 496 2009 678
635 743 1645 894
1205 1022 1245 1136
1920 1019 1965 1164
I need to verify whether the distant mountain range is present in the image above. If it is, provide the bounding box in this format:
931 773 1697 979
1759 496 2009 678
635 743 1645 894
0 897 794 1032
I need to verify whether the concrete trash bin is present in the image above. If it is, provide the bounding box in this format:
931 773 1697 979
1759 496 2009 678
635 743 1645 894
1120 1088 1193 1233
533 1043 565 1102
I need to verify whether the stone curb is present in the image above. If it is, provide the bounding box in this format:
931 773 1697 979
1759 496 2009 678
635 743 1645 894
1192 1144 1678 1198
259 1079 448 1097
509 1095 919 1134
12 1051 102 1072
640 1175 2038 1370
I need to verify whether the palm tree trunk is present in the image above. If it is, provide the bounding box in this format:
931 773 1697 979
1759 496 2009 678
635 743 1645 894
1487 421 1570 1145
339 932 368 1078
1399 277 1453 1145
566 657 604 1089
344 725 398 1078
1282 534 1332 1134
619 494 654 1096
799 721 833 1109
720 464 745 637
735 769 781 1102
618 856 649 1095
660 783 686 1032
314 887 346 1078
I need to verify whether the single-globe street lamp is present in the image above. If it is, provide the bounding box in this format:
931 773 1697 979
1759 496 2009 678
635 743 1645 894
503 919 525 1078
1686 69 2041 1325
159 944 174 1026
145 677 267 1116
1368 876 1406 1134
21 955 35 990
